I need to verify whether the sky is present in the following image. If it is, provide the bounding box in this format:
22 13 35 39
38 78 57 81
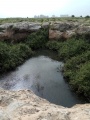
0 0 90 18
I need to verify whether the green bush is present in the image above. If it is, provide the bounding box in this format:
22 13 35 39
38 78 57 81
46 41 62 51
0 28 49 73
26 28 49 49
0 42 33 73
70 62 90 98
64 50 90 71
58 39 89 60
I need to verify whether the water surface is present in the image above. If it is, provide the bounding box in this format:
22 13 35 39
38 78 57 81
0 52 83 107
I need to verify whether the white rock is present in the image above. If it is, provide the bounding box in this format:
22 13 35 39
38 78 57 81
0 90 90 120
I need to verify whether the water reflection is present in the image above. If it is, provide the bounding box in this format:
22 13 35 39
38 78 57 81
0 55 82 107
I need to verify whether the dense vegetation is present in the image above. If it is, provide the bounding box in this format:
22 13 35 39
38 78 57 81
0 28 48 73
46 38 90 101
25 28 49 49
0 42 33 73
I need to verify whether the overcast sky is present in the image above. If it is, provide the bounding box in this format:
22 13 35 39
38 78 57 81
0 0 90 18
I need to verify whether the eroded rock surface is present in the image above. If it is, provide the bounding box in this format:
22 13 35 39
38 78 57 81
0 90 90 120
49 21 90 40
0 22 49 42
0 21 90 42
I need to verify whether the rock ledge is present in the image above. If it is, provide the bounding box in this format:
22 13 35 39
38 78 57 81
0 90 90 120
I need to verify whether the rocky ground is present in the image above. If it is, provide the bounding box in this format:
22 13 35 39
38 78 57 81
0 89 90 120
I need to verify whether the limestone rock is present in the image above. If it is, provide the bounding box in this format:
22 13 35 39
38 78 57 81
0 90 90 120
0 22 48 42
49 22 90 40
0 21 90 42
0 22 42 31
50 22 77 31
42 22 49 28
76 26 90 34
49 30 76 40
49 30 62 40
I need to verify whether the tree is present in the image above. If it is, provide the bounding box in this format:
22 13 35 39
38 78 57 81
85 15 89 18
71 15 75 17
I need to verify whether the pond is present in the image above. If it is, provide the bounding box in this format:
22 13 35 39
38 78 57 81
0 50 83 107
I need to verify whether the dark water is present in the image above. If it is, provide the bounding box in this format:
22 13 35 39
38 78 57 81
0 50 83 107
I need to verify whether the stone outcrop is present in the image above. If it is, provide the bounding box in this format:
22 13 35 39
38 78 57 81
0 22 49 42
49 22 90 40
0 21 90 42
0 89 90 120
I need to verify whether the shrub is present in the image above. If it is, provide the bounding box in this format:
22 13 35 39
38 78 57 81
26 28 49 49
58 39 90 60
63 50 90 81
70 62 90 98
0 42 33 73
71 15 75 17
46 41 62 51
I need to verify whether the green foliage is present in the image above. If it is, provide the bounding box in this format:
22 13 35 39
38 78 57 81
46 41 62 51
64 50 90 71
0 42 33 73
46 38 90 101
63 50 90 82
26 28 48 49
73 33 90 42
0 28 49 73
70 62 90 98
58 39 89 60
61 40 90 100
